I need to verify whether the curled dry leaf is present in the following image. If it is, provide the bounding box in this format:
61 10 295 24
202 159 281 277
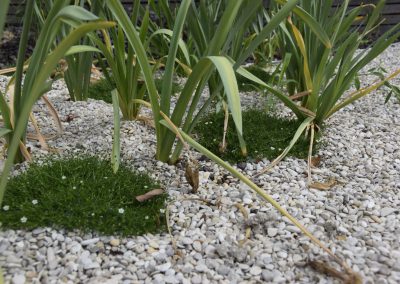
135 188 164 202
310 155 321 167
185 159 199 193
308 260 362 284
309 178 337 191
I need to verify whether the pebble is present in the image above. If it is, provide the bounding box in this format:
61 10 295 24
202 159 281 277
191 275 202 284
250 266 262 276
47 247 58 269
192 241 202 252
156 262 171 272
81 238 100 246
380 207 396 217
11 274 25 284
267 227 278 237
108 239 120 247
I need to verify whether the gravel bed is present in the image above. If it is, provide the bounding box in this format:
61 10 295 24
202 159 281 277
0 43 400 284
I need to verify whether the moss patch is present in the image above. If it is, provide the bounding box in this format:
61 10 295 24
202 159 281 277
0 156 166 236
195 109 316 163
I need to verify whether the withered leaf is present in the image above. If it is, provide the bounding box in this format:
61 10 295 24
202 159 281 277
311 156 321 167
308 260 346 281
309 178 337 191
185 159 199 193
136 189 164 202
308 260 362 284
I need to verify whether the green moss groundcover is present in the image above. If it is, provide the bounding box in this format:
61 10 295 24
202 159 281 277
195 109 316 163
0 156 166 236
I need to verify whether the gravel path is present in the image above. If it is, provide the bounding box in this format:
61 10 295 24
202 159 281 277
0 44 399 284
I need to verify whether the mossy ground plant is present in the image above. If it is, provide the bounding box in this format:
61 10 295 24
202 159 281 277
0 156 166 236
195 109 317 163
88 76 182 104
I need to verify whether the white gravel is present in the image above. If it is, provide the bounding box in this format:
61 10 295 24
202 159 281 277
0 43 400 283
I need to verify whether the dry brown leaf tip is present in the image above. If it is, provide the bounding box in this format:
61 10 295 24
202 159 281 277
308 260 362 284
185 159 199 193
311 155 321 167
309 178 337 191
135 189 164 202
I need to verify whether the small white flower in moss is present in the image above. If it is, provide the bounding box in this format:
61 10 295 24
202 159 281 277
144 185 148 189
32 200 38 205
20 216 27 223
73 186 76 190
145 216 149 220
159 209 165 214
118 208 125 214
3 205 9 211
62 175 67 180
91 213 95 216
80 180 84 184
104 176 108 179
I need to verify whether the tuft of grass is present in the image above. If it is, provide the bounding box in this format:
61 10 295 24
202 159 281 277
88 76 182 104
195 109 317 163
0 156 167 236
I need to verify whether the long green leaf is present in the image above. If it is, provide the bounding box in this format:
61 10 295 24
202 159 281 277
160 0 191 116
111 89 121 173
275 0 331 48
65 45 101 56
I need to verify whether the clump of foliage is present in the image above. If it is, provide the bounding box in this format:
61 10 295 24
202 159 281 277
0 156 166 236
195 109 315 163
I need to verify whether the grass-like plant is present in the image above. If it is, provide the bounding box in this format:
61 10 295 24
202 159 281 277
33 0 101 101
247 0 400 175
1 156 166 236
0 1 115 205
91 1 157 120
105 0 249 163
136 0 302 164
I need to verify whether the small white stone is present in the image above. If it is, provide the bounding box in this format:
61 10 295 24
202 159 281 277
110 239 120 247
250 266 262 276
193 241 202 252
12 274 25 284
149 240 159 249
381 207 395 217
81 238 100 246
156 262 171 272
267 228 278 237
